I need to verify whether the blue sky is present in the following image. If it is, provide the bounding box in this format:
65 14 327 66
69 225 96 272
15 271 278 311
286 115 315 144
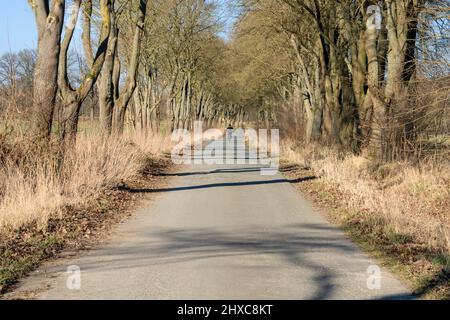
0 1 37 54
0 1 238 56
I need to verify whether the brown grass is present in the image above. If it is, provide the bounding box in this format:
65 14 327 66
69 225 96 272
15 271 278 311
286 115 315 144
281 139 450 299
0 131 173 234
281 139 450 255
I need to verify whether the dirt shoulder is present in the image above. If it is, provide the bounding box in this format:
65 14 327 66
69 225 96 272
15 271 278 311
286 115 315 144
0 156 177 298
281 161 449 300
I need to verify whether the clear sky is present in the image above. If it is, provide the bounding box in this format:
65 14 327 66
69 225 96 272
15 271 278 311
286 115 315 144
0 1 37 54
0 0 238 56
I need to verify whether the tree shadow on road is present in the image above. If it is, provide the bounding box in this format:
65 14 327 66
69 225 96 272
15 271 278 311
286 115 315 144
71 224 410 299
157 167 265 177
119 176 317 193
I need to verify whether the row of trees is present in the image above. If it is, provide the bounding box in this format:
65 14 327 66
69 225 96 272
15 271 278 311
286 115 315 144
2 0 448 162
132 0 227 133
224 0 449 161
17 0 231 148
28 0 120 145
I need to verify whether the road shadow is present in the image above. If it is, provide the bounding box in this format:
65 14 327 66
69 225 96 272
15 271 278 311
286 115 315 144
373 293 416 300
73 224 361 299
119 176 317 193
157 167 265 177
72 223 413 299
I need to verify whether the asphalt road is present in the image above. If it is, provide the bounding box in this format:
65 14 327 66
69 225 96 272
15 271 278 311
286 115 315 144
10 139 410 300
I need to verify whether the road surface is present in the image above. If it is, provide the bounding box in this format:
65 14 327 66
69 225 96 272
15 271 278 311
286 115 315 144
10 139 410 300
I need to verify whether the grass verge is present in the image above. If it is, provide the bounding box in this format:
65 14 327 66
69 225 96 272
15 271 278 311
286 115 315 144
281 160 449 300
0 131 175 296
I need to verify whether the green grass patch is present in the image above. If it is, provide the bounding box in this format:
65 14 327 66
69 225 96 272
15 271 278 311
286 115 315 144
0 232 64 293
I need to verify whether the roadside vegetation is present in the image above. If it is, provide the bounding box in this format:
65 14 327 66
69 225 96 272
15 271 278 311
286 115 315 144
0 123 173 293
281 141 449 299
0 126 172 233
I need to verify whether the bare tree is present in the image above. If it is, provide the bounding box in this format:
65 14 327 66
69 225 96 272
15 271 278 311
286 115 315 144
112 0 148 134
57 0 112 145
28 0 65 142
96 0 148 136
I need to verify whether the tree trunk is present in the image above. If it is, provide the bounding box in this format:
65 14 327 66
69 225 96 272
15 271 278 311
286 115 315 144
98 20 119 136
58 0 111 147
59 96 80 146
112 0 147 135
29 0 65 142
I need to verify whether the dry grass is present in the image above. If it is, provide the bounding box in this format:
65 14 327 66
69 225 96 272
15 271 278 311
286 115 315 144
281 139 450 255
126 131 174 156
0 131 173 234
